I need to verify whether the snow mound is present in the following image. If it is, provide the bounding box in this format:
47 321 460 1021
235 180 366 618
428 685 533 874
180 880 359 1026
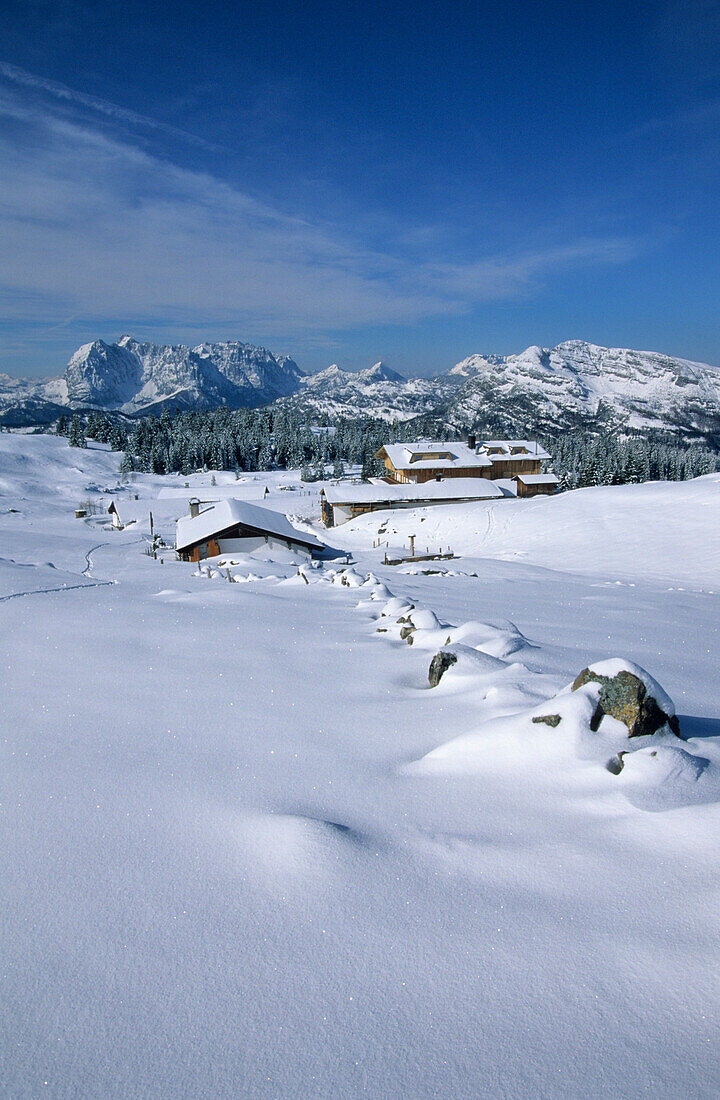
616 746 720 812
413 656 715 811
407 609 441 631
447 619 534 659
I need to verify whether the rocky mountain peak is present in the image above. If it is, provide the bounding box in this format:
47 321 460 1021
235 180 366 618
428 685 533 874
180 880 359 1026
1 337 719 442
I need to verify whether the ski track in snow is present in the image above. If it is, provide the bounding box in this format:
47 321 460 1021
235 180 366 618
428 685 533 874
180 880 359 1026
0 535 147 602
0 578 114 603
82 540 110 576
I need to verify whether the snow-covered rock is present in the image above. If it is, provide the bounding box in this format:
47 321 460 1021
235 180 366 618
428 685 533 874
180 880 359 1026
571 658 680 738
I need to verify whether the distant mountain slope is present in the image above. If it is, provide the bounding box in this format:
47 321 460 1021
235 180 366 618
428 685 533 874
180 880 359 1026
0 336 304 424
63 336 304 413
279 361 443 420
0 372 68 427
279 341 720 441
1 338 719 442
440 341 720 440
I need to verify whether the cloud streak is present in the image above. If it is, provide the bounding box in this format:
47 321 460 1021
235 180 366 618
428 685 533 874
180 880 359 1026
0 61 218 149
0 71 643 372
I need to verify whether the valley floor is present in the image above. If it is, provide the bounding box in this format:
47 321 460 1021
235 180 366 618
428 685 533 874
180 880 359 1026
1 435 719 1098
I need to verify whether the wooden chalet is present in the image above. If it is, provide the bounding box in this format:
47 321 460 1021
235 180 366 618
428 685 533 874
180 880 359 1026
176 499 323 562
374 438 492 484
375 436 551 485
479 440 550 480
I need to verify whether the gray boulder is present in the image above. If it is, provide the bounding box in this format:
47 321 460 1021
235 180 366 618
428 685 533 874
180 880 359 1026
572 666 681 738
428 650 458 688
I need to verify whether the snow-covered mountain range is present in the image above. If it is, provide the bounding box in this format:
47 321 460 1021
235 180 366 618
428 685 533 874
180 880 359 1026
439 340 720 439
1 336 719 442
282 340 720 442
0 336 304 424
284 361 443 420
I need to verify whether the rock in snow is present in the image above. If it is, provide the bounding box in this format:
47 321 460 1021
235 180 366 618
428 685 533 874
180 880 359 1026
428 649 458 687
572 658 681 738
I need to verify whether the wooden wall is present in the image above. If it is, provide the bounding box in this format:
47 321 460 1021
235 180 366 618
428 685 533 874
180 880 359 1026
516 480 556 498
488 458 542 479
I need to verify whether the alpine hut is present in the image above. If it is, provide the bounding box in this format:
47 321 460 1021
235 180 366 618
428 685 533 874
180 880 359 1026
176 499 323 562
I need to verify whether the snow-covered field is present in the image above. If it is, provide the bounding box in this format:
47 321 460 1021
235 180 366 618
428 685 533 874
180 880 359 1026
1 433 719 1099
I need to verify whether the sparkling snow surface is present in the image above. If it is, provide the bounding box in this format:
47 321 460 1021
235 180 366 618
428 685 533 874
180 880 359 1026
1 434 719 1099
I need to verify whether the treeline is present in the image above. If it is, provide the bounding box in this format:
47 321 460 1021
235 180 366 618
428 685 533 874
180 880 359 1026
60 407 442 479
549 431 719 490
57 407 720 488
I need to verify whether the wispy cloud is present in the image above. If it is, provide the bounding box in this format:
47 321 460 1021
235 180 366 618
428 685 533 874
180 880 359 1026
0 61 218 149
427 238 640 300
0 68 643 372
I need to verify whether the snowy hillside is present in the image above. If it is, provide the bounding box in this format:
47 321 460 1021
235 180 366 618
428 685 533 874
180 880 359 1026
336 473 720 588
1 432 719 1097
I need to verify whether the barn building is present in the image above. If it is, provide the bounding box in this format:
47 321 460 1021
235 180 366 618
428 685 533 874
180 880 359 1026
321 478 503 527
176 499 323 562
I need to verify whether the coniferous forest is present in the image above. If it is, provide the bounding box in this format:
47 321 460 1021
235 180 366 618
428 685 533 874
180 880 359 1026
55 406 720 488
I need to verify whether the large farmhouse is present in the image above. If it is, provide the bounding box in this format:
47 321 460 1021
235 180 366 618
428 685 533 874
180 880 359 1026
375 436 551 484
176 499 323 562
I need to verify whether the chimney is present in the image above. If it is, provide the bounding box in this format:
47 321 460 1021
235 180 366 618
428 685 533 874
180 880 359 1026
467 434 477 451
189 498 200 518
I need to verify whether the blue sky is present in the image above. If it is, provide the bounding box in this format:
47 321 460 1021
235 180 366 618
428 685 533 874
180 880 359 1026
1 0 719 378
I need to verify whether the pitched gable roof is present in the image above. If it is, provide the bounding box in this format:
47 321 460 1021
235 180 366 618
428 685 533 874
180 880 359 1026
176 499 323 553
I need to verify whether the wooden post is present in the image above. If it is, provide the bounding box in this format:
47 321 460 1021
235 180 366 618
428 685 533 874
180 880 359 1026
409 535 415 558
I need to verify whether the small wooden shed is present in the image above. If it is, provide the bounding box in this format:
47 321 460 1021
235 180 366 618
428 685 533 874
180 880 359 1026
514 473 559 498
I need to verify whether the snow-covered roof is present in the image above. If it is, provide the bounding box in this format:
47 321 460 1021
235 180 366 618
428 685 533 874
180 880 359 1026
480 440 551 459
516 473 559 485
377 438 550 469
324 479 504 505
176 499 323 552
377 441 492 470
